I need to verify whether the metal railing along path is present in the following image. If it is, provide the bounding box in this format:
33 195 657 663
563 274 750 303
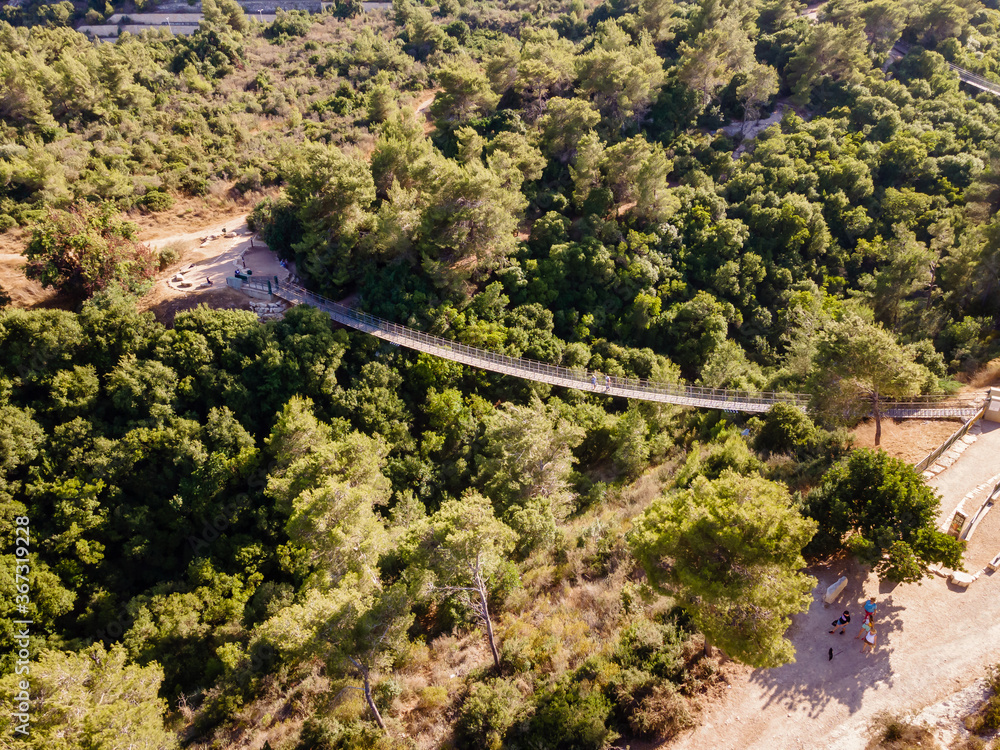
886 405 984 419
914 404 987 473
247 278 807 414
947 64 1000 95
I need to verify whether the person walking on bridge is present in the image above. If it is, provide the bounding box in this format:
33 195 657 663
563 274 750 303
605 374 611 391
591 374 597 390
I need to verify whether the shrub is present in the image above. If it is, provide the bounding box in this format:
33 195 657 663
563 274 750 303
865 711 939 749
0 214 16 232
416 685 449 711
179 171 209 196
373 677 402 714
332 0 361 18
297 716 407 750
297 716 344 750
518 680 617 750
158 247 180 271
455 678 528 750
754 403 817 457
613 618 684 680
265 9 313 40
139 190 174 212
499 635 534 674
629 682 694 739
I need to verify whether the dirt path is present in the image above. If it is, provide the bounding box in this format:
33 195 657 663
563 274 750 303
141 212 248 250
670 553 1000 749
0 248 59 308
413 89 438 114
412 88 439 136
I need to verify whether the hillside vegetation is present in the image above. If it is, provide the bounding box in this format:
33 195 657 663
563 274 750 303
0 0 996 747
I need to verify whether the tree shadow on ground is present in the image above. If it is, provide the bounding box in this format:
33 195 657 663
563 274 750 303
747 556 900 718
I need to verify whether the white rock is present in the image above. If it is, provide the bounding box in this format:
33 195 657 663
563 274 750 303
949 571 975 587
824 576 848 604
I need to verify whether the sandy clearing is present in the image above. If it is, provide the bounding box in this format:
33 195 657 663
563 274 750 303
139 216 290 322
669 553 1000 750
850 418 966 465
670 417 1000 750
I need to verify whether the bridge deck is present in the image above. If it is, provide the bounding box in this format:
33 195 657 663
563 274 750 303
238 279 984 417
891 42 1000 95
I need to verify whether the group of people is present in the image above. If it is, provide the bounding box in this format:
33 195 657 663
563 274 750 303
829 597 879 654
590 373 612 391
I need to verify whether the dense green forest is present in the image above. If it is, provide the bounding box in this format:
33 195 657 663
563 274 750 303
0 0 996 746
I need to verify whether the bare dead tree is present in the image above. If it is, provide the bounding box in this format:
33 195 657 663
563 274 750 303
328 584 411 733
346 657 386 731
434 552 501 670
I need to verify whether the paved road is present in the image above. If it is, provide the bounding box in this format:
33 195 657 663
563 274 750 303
929 420 1000 520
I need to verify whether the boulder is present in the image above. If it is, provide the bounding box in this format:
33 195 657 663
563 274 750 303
824 576 848 604
949 571 975 588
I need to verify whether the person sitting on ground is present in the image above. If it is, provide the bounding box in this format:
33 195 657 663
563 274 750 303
829 610 850 634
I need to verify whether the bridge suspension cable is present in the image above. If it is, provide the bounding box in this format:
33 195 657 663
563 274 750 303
238 278 983 418
891 42 1000 96
243 278 807 413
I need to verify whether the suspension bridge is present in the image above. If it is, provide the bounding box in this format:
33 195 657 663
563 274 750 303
891 42 1000 96
237 277 984 418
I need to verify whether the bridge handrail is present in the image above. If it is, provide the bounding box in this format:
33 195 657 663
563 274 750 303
245 277 983 416
252 278 809 409
945 62 1000 92
892 41 1000 95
